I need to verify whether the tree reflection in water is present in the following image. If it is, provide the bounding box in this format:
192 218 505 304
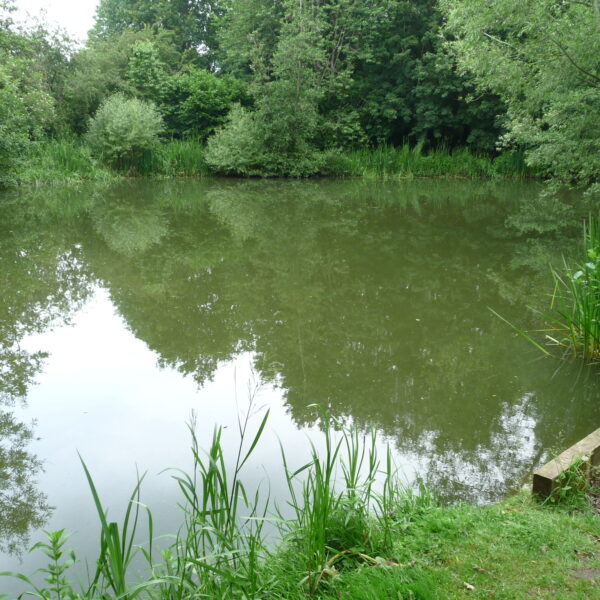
1 177 599 532
0 192 93 553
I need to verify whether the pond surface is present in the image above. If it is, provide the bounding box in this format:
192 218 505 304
1 178 599 591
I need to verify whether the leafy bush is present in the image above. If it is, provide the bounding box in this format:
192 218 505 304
86 93 164 171
205 102 324 178
162 68 248 140
0 47 56 186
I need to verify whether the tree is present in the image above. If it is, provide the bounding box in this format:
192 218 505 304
206 0 326 175
0 1 57 185
128 39 168 102
62 30 154 134
215 0 504 152
162 67 247 139
441 0 600 192
91 0 223 65
86 93 164 171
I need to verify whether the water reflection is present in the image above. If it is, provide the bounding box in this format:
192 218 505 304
0 195 93 553
0 178 598 561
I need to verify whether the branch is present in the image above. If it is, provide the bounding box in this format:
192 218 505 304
483 31 518 50
548 37 600 84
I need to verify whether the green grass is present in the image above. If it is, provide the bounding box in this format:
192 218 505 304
324 145 531 179
318 495 600 600
11 139 530 185
3 408 599 600
17 139 116 185
15 139 209 185
547 212 600 360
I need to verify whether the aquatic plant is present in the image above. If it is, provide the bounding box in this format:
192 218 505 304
547 213 600 360
492 212 600 362
1 408 432 599
328 145 529 179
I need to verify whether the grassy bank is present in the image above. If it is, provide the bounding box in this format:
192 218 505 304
325 146 531 179
3 412 599 600
11 140 531 186
16 139 210 185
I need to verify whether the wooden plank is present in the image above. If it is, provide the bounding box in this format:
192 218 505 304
532 427 600 498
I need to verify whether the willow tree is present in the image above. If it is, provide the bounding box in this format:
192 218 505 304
441 0 600 193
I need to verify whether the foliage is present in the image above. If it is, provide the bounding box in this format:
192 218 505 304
162 67 248 140
441 0 600 193
542 457 597 512
547 213 600 360
207 1 326 176
0 3 58 185
4 414 600 599
86 93 164 171
91 0 220 62
62 30 154 134
216 0 505 153
128 40 168 103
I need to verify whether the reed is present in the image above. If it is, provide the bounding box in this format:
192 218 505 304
136 140 210 177
546 212 600 360
18 139 115 185
493 213 600 362
330 145 529 179
2 409 435 600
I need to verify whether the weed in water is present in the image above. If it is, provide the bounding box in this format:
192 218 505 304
0 529 78 600
547 213 600 360
492 212 600 362
10 409 598 600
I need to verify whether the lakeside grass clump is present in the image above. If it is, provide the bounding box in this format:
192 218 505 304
17 139 209 185
492 212 600 363
548 212 600 360
3 409 600 600
17 139 116 185
12 140 530 185
325 145 531 179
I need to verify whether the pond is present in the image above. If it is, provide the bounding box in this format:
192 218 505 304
1 178 598 592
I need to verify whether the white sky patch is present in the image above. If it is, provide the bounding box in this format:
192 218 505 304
13 0 99 43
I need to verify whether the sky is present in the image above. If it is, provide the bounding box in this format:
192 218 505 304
13 0 99 42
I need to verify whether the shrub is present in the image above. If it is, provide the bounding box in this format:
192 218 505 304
205 103 324 177
86 93 164 172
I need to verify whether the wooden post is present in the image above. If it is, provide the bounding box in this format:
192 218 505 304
532 427 600 498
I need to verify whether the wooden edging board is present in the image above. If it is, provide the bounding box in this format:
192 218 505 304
532 427 600 498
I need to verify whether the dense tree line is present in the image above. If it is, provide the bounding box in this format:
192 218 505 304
0 0 598 186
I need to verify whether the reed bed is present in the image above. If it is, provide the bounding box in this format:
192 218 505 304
18 139 115 185
14 139 530 185
137 140 210 177
329 145 530 179
1 409 435 599
17 139 209 184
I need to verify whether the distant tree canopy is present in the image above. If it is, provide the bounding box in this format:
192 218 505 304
0 0 598 184
91 0 221 60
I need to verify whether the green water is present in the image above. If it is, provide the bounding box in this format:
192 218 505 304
0 179 598 590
